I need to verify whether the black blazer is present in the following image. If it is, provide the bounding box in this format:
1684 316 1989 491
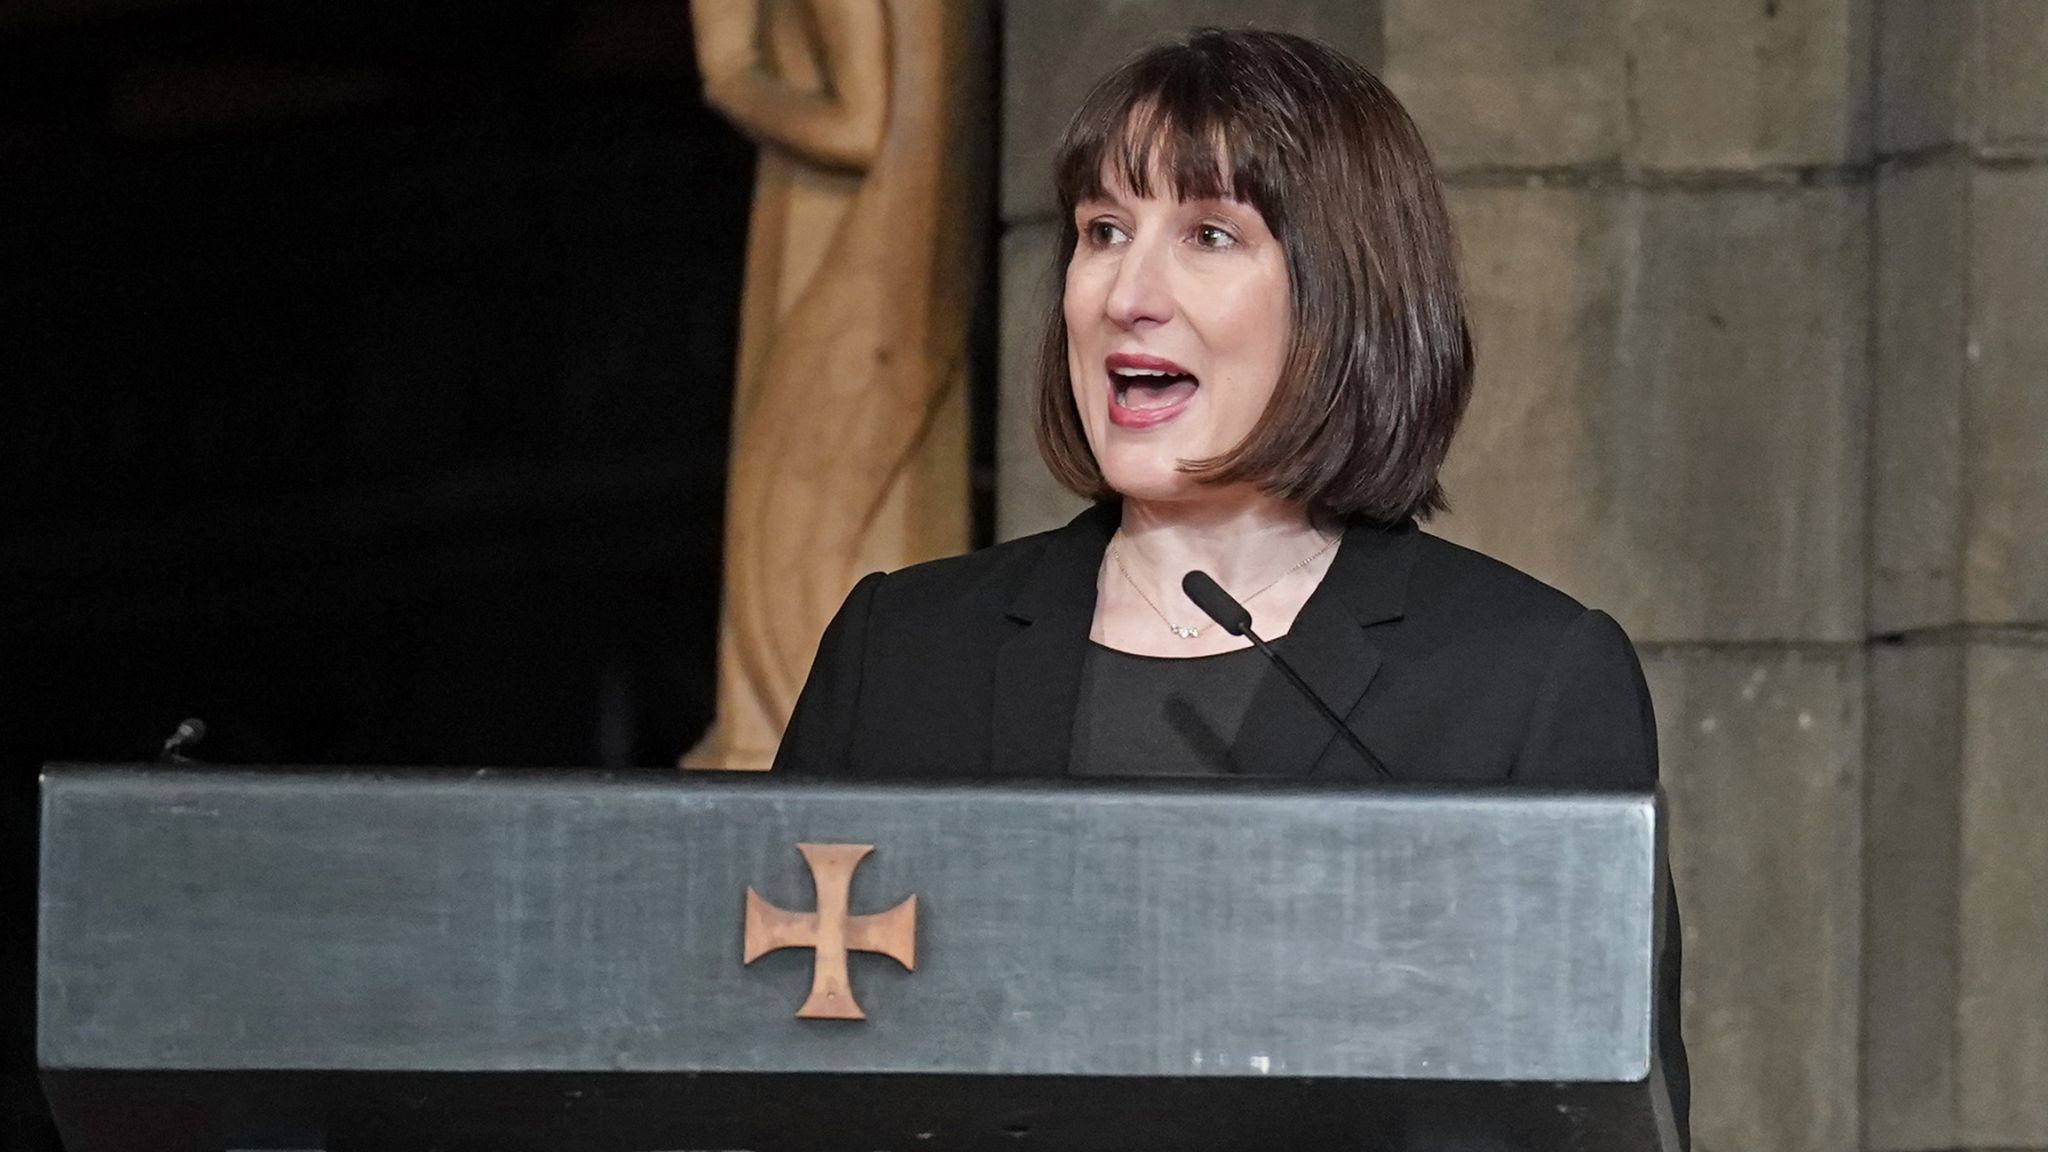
777 501 1689 1143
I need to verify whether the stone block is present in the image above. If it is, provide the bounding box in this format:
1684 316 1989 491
1861 641 1965 1151
1435 183 1868 644
1877 0 1971 155
1871 163 2048 632
1627 0 1873 169
1980 0 2048 150
1382 0 1624 170
995 222 1088 541
1861 639 2048 1149
1643 646 1862 1152
1955 642 2048 1145
1616 187 1869 643
1964 167 2048 626
1870 161 1970 635
1001 0 1383 222
1389 0 1869 172
1880 0 2048 156
1431 185 1621 604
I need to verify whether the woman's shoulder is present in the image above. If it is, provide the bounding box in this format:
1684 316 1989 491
1408 529 1590 624
865 511 1096 618
1393 527 1639 665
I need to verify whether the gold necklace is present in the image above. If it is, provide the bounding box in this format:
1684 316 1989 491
1108 532 1339 640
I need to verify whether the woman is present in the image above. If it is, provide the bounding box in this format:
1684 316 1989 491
776 27 1689 1145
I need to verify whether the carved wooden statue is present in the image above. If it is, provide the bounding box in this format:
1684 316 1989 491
684 0 976 770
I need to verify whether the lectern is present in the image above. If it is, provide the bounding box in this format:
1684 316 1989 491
38 765 1681 1151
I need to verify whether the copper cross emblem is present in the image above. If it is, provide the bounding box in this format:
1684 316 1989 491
743 842 917 1020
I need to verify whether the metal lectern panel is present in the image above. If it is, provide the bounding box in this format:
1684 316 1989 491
39 766 1657 1087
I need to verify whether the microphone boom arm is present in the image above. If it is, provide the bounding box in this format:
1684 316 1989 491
1181 569 1392 780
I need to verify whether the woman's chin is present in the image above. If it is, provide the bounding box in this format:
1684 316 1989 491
1097 464 1204 506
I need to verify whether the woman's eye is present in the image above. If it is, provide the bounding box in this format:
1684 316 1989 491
1194 224 1237 249
1084 220 1129 247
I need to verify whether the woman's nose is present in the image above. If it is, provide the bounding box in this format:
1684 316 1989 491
1103 238 1174 329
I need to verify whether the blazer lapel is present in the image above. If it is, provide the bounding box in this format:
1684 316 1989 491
1230 520 1419 780
989 503 1118 778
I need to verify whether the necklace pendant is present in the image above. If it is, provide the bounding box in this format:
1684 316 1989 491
1169 624 1202 639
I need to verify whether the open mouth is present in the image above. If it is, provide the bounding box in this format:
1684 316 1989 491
1106 354 1199 423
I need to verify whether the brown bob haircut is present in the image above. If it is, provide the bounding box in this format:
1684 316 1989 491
1034 27 1473 524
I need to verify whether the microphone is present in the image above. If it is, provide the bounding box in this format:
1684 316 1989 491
1182 571 1391 779
159 717 207 763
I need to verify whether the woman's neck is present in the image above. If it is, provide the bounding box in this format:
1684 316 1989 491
1093 490 1338 655
1114 492 1329 592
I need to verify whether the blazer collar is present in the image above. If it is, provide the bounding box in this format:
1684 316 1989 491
990 502 1118 778
1231 518 1418 779
990 502 1419 780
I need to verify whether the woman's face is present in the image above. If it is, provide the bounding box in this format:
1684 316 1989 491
1063 174 1292 505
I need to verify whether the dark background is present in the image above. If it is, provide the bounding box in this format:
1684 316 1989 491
0 1 999 1144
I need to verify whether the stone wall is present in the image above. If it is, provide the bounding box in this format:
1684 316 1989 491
1412 3 1872 1149
995 2 2048 1150
1864 4 2048 1150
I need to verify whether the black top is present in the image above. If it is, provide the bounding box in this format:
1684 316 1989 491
1069 640 1284 777
775 502 1689 1147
